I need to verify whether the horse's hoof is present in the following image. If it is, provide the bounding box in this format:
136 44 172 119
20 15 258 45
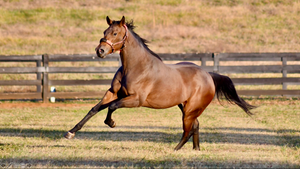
110 121 116 128
104 120 116 128
193 147 200 151
64 131 75 139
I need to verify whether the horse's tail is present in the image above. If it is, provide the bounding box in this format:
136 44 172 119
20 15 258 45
209 72 256 116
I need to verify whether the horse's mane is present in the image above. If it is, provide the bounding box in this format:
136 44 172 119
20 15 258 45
125 20 162 61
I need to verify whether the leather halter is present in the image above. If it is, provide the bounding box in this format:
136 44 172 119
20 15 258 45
100 24 128 53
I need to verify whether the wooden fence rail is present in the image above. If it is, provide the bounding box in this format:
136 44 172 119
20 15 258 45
0 53 299 102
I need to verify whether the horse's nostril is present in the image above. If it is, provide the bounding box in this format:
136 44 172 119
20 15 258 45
99 49 104 54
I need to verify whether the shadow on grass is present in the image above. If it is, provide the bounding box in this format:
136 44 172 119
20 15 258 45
0 157 298 168
0 126 299 147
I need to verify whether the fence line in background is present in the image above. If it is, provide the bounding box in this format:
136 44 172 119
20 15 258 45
0 53 299 102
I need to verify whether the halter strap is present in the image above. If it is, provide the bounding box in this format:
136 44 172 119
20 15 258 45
101 24 128 53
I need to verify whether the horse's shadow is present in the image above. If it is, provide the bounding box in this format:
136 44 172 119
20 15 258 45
0 126 299 168
0 126 299 147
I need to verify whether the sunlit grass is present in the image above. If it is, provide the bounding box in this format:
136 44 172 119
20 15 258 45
0 99 299 168
0 0 300 54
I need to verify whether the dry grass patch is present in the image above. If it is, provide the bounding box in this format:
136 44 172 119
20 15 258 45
1 0 300 54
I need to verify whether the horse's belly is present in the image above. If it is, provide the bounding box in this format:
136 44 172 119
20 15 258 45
143 99 182 109
143 89 186 109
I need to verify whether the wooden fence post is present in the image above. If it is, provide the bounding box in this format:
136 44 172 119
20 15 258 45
213 53 219 73
201 53 208 66
36 60 42 93
281 57 287 90
42 54 49 103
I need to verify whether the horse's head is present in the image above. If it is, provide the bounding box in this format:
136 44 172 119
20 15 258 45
95 16 128 58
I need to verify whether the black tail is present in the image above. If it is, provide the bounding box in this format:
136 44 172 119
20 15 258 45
209 72 256 116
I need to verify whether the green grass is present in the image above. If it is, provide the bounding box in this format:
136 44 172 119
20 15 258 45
0 99 299 168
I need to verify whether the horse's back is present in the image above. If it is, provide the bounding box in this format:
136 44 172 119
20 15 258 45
170 62 215 100
143 62 215 109
172 62 215 111
169 62 213 85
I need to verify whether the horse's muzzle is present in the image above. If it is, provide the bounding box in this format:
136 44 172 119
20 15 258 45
95 46 106 58
98 48 105 55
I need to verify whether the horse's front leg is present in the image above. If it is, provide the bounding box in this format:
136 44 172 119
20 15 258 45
64 89 118 139
104 107 117 128
104 94 140 128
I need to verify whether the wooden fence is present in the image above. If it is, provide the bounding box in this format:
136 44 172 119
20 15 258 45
0 53 299 102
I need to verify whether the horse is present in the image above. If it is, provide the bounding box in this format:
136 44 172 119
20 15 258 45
64 16 256 151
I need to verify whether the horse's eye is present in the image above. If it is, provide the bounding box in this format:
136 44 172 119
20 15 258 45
113 33 117 36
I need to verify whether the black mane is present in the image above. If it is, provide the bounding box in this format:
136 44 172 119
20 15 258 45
125 20 162 61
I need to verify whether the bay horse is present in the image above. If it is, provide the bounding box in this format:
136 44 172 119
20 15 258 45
64 16 256 150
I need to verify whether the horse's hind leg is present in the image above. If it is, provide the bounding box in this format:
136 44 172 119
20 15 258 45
176 118 200 150
174 112 196 150
192 119 200 150
174 115 200 151
175 104 201 151
64 90 118 139
176 101 208 151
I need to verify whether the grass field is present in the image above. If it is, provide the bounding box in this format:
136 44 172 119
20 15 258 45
0 99 299 168
1 0 300 55
0 1 300 167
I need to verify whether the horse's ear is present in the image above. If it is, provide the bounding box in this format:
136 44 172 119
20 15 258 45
106 16 112 25
120 16 125 25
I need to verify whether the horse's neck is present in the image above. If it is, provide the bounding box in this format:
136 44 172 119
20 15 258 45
120 31 159 74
